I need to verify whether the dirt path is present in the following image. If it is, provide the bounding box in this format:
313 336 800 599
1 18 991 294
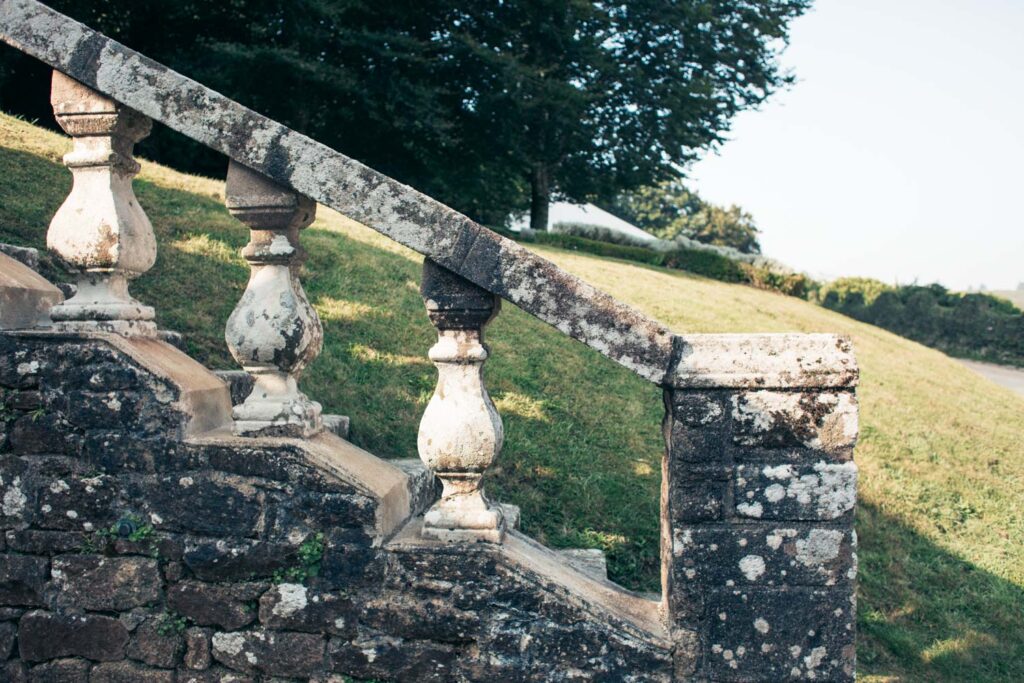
958 359 1024 396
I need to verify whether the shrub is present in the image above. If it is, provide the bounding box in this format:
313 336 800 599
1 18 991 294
532 232 666 265
741 264 817 298
819 279 1024 366
662 246 747 282
550 222 668 250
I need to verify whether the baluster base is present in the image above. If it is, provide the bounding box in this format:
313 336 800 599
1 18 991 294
49 275 157 336
421 485 507 544
231 368 323 438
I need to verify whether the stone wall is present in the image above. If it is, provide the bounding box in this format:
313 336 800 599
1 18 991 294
0 331 677 681
0 327 859 681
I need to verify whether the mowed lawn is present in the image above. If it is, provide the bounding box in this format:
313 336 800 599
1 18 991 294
2 112 1022 682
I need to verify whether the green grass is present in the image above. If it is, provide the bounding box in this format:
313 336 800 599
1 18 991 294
2 112 1023 682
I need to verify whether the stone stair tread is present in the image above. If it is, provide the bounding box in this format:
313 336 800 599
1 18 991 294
322 414 350 439
556 548 608 581
498 503 521 531
212 369 254 406
0 242 40 271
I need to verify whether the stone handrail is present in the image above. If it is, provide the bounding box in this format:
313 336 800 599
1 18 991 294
0 0 674 384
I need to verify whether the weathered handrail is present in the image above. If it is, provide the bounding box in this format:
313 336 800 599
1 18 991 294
0 0 675 384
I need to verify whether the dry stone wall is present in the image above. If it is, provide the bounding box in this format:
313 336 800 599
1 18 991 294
0 331 677 681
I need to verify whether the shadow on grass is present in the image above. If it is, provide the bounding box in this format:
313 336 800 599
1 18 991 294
3 135 1022 681
857 500 1024 681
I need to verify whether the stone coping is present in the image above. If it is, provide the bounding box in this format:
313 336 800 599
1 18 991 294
667 333 859 389
0 252 62 330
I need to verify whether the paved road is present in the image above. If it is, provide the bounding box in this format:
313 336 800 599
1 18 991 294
958 359 1024 397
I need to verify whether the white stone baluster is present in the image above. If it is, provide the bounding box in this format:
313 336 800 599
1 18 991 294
418 259 505 543
224 161 323 437
47 71 157 336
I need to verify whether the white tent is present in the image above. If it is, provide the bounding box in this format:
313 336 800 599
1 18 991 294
510 202 658 246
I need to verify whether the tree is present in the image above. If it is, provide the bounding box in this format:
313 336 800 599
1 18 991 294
0 0 526 223
605 181 762 253
443 0 809 229
0 0 809 229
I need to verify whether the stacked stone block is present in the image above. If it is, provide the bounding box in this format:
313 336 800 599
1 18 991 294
663 335 858 681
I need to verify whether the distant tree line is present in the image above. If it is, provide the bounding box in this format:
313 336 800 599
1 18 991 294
818 278 1024 367
604 181 762 254
0 0 808 233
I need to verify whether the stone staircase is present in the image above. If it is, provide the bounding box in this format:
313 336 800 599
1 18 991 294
0 1 860 680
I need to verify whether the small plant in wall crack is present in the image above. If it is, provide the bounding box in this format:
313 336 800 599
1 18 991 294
157 611 188 636
87 514 160 556
273 532 325 584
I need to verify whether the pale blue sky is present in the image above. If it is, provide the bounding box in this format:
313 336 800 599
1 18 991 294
689 0 1024 291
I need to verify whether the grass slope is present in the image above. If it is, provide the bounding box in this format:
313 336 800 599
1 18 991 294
2 113 1023 682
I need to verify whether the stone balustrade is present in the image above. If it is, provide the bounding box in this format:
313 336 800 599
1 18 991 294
0 4 860 679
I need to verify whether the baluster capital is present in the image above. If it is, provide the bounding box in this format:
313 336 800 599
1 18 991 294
224 161 323 437
421 259 500 330
418 259 505 543
46 71 157 336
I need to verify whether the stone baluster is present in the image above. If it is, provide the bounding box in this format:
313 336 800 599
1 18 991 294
224 161 323 437
418 259 506 543
47 71 157 336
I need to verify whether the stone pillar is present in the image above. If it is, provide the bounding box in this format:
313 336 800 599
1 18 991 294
662 334 859 682
417 259 505 543
47 71 157 336
224 161 323 437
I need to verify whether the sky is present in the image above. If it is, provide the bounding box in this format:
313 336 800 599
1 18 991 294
687 0 1024 292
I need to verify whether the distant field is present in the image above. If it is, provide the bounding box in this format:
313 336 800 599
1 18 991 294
2 112 1024 682
991 290 1024 311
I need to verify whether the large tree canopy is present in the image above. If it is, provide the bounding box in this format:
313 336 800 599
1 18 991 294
461 0 810 229
0 0 809 228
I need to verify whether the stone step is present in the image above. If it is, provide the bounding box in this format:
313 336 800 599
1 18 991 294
212 370 254 407
391 459 438 517
0 243 40 271
556 548 609 581
499 503 521 531
322 414 350 440
158 330 187 352
0 251 63 330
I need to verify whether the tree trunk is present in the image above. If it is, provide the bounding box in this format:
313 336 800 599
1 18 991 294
529 163 550 232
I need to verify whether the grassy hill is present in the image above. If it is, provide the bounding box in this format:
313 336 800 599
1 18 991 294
2 112 1023 682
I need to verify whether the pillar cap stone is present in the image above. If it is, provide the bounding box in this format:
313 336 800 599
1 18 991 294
667 333 859 389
